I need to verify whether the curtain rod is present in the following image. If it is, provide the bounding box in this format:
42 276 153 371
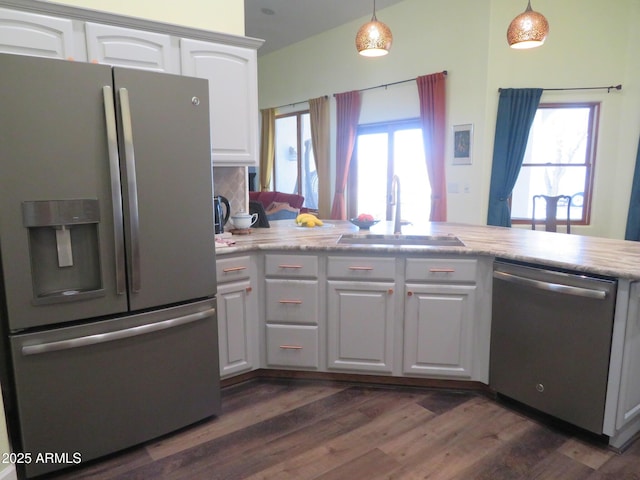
498 84 622 93
335 70 448 97
271 70 449 110
272 95 328 111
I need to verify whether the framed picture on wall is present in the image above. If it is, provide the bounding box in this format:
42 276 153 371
452 124 473 165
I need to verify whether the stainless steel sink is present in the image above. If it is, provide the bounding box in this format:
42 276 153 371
337 234 465 247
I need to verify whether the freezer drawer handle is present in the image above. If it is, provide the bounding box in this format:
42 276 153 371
493 270 607 299
102 86 126 295
118 87 142 293
21 307 215 356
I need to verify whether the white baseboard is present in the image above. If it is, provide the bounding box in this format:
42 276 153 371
0 465 17 480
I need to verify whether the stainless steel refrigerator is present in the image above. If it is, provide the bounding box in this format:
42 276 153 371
0 53 220 477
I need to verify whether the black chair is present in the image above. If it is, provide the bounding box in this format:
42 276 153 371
531 195 572 233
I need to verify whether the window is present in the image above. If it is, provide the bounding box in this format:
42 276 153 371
273 111 318 210
348 120 430 224
511 103 599 225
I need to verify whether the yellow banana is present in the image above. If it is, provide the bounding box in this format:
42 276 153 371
295 212 324 227
296 213 316 225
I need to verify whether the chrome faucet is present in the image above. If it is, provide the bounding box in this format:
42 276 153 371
390 175 402 234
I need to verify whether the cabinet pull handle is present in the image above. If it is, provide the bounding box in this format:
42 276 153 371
407 291 413 296
246 286 252 293
279 345 303 350
223 266 247 273
348 266 374 271
388 288 394 295
279 264 303 269
279 299 302 304
429 268 455 273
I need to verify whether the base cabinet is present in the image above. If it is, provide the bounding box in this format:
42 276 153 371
327 281 395 373
403 283 476 378
264 254 320 370
266 324 319 368
216 256 257 378
617 281 640 428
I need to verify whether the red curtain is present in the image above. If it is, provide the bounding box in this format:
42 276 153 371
417 73 447 221
330 91 361 220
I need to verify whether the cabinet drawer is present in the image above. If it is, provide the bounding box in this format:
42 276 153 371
266 324 318 368
216 256 252 283
405 258 477 283
327 256 395 281
265 279 318 325
265 254 318 278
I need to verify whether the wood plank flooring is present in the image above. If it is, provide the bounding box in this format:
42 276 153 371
45 378 640 480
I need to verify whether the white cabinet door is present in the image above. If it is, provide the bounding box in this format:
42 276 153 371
0 8 76 59
617 281 640 429
403 283 476 378
180 38 258 166
217 280 257 378
327 280 395 373
85 22 178 72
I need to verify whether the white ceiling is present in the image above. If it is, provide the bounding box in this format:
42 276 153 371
244 0 405 56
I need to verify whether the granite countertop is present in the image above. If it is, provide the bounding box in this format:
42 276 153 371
215 220 640 280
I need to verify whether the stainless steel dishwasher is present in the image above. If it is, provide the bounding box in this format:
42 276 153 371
490 260 617 434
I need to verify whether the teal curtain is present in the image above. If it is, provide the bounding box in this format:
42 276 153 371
625 136 640 241
487 88 543 226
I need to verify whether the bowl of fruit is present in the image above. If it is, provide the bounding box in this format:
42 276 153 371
350 213 379 230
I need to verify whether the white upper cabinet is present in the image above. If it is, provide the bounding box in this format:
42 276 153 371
0 8 76 59
85 23 178 73
181 38 258 166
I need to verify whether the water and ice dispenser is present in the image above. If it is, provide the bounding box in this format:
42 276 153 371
22 199 104 303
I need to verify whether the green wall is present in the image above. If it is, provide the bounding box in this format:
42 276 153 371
257 0 640 239
52 0 245 34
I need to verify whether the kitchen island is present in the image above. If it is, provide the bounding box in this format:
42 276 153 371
214 220 640 450
216 220 640 280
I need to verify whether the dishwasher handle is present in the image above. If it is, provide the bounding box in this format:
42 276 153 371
493 270 608 300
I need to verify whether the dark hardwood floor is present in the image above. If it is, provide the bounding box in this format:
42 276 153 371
45 378 640 480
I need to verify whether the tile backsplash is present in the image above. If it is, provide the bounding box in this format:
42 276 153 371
212 166 247 215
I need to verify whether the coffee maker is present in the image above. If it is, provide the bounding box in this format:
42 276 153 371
214 195 230 234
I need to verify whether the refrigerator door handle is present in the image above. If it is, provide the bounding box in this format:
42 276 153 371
118 87 142 293
21 307 216 356
102 86 127 295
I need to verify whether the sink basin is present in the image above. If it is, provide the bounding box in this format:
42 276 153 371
337 234 465 247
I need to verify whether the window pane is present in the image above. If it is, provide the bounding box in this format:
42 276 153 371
393 129 430 225
300 113 318 209
356 133 388 220
512 104 595 223
523 107 590 165
274 116 298 194
511 166 586 220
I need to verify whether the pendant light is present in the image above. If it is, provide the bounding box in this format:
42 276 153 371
355 0 393 57
507 0 549 49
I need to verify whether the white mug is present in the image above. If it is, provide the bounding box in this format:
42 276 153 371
231 212 258 229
